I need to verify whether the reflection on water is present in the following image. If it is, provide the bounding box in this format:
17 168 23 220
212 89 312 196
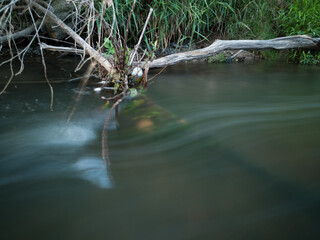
71 157 113 189
0 112 113 189
1 59 320 240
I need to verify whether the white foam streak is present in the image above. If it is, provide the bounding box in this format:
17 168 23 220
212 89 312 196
72 157 113 188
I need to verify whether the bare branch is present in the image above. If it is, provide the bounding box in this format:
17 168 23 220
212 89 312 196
148 35 320 68
0 0 21 14
129 8 153 66
27 1 54 110
67 61 97 123
39 43 85 54
0 19 41 44
102 96 125 165
0 38 15 95
30 0 115 74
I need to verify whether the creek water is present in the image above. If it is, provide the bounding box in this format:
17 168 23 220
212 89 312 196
0 57 320 240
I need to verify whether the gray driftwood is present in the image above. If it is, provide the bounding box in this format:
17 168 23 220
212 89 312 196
149 35 320 68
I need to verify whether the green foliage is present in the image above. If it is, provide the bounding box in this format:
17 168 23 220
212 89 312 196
129 88 139 98
101 0 319 64
260 50 282 62
104 38 115 55
278 0 320 64
278 0 320 37
208 53 230 63
113 81 120 94
296 50 320 65
225 0 280 39
122 98 145 113
103 0 280 50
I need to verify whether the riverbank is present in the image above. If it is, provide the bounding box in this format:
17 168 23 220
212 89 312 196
1 0 319 65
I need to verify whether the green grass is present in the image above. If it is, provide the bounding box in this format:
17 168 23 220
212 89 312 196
103 0 281 50
278 0 320 37
224 0 280 39
101 0 319 64
278 0 320 64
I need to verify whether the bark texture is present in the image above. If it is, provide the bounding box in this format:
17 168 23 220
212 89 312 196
149 35 320 68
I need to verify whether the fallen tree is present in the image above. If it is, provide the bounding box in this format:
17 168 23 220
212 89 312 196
149 35 320 68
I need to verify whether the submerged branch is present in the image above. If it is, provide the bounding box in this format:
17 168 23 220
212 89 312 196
102 96 126 165
67 61 97 122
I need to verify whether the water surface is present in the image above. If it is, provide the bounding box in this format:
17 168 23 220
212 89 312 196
1 59 320 239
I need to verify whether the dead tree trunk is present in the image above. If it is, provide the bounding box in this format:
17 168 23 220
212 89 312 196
149 35 320 68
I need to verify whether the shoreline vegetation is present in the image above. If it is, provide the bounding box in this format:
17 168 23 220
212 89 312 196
1 0 319 63
1 0 319 160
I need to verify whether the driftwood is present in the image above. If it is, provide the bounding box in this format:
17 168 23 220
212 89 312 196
149 35 320 68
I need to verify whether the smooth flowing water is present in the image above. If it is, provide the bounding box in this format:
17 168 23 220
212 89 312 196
1 58 320 240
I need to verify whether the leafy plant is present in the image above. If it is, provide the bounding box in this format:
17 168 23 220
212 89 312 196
208 53 230 63
299 51 320 65
104 38 115 55
278 0 320 37
278 0 320 64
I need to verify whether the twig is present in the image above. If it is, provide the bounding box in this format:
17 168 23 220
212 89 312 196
30 0 115 73
0 0 20 14
0 19 41 44
147 65 168 83
0 32 14 95
39 43 85 54
67 75 98 82
122 0 136 69
28 1 54 110
102 95 126 165
0 0 51 78
230 50 244 59
129 8 153 66
67 61 97 122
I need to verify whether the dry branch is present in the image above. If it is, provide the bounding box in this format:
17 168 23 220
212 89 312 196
39 43 85 54
29 0 114 74
148 35 320 68
0 19 41 44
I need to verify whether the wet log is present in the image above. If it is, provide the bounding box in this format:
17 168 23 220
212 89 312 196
149 35 320 68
